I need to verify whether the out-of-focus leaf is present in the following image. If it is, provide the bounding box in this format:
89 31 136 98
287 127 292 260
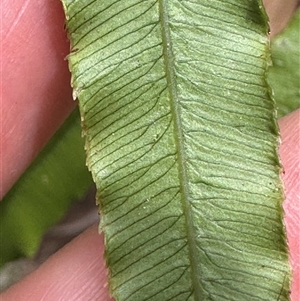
0 109 93 267
268 9 300 118
62 1 291 300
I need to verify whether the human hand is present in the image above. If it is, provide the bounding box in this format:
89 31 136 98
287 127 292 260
1 0 299 300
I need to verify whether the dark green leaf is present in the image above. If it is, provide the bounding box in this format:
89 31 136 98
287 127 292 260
0 109 93 267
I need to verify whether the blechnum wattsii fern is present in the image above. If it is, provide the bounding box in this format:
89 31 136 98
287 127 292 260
62 1 291 300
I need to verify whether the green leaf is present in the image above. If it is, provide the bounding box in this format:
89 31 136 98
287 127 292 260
0 109 93 267
62 1 291 300
268 9 300 118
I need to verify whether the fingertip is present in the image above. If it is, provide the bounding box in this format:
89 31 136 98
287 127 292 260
1 226 113 301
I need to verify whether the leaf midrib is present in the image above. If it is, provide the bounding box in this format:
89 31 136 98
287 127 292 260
159 0 203 299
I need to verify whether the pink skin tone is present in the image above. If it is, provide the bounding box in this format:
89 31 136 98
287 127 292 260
280 110 300 300
1 0 76 199
1 0 299 300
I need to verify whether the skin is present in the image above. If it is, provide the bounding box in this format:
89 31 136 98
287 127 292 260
279 110 300 301
263 0 300 37
1 0 299 300
1 0 75 199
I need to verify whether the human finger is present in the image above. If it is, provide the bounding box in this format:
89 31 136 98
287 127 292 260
279 109 300 301
0 226 113 301
1 0 75 198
